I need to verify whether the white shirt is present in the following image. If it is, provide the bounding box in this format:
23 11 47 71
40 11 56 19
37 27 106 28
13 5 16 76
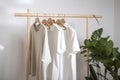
42 25 52 80
47 24 66 80
63 23 80 80
47 24 61 80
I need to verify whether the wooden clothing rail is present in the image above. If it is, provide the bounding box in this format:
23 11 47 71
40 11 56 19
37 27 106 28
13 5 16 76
15 13 102 18
14 9 102 80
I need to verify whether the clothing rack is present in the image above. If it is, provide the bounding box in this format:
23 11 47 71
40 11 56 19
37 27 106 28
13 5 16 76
14 9 102 80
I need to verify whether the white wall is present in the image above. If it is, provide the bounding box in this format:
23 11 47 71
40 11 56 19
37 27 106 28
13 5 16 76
0 0 114 80
114 0 120 76
114 0 120 48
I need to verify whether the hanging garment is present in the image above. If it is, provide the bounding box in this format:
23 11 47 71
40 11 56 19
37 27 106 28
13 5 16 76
29 24 51 80
47 24 59 80
47 24 66 80
55 25 66 80
29 22 79 80
41 25 51 80
29 24 44 80
63 23 80 80
66 23 80 54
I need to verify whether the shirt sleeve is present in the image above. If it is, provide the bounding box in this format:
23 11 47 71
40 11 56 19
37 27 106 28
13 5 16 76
67 27 80 55
71 31 80 53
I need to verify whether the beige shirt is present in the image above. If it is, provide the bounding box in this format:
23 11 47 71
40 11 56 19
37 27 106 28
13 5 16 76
30 24 45 80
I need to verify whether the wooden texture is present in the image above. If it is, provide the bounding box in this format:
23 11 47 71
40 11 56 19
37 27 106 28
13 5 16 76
86 18 90 77
26 9 30 80
15 13 102 18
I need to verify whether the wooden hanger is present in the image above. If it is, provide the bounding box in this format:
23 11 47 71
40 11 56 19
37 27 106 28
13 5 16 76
56 19 67 30
34 13 41 26
48 18 54 26
42 19 51 29
60 18 65 24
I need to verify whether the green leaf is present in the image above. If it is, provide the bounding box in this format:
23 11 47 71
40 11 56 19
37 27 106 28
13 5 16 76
100 59 112 64
112 48 120 59
84 39 92 47
115 60 120 68
91 28 103 40
105 40 113 56
89 64 98 80
99 36 110 45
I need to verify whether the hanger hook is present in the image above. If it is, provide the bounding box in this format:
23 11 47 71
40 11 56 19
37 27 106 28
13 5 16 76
93 14 100 25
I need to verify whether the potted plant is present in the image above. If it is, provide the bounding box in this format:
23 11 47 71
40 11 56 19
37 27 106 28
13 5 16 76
80 28 120 80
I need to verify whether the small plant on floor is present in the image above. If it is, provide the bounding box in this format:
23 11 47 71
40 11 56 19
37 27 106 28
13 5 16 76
80 28 120 80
